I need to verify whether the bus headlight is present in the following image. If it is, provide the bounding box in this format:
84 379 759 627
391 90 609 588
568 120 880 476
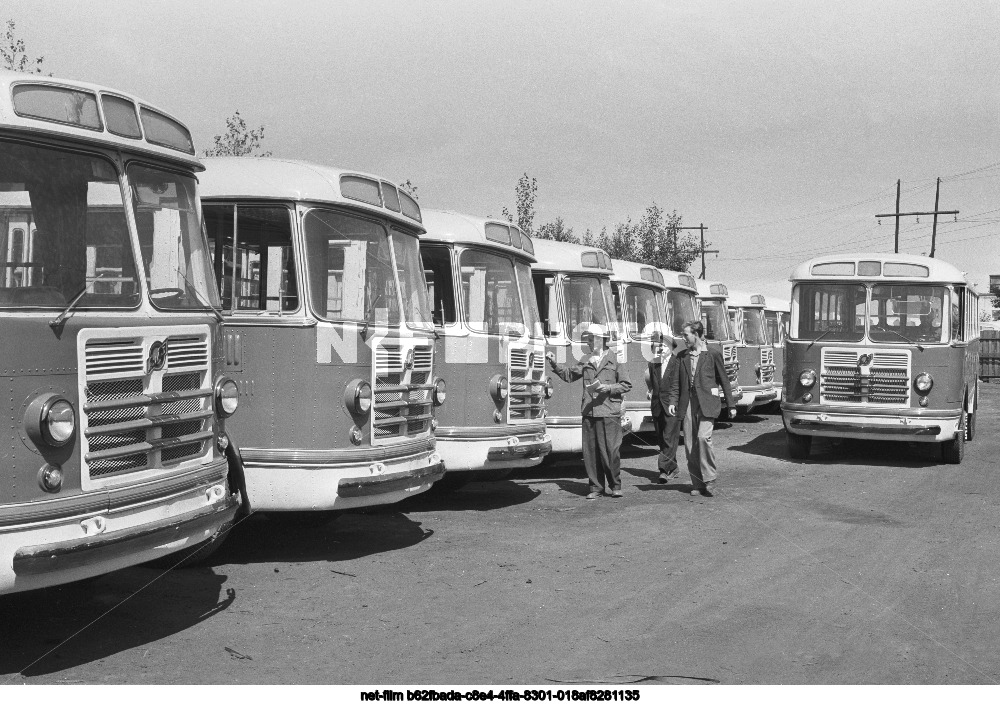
44 398 76 445
489 374 509 402
345 379 372 415
544 379 554 399
433 378 447 406
914 372 933 394
799 369 817 388
215 377 240 418
38 463 63 493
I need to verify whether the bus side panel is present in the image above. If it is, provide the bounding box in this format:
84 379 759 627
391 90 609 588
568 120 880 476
223 324 371 451
736 346 759 388
433 334 506 429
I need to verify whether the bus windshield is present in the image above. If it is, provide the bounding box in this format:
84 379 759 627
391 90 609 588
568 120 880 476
460 249 524 335
0 140 139 309
700 300 731 341
623 284 660 338
302 208 401 325
515 260 543 338
129 164 220 310
742 308 770 345
869 284 948 344
793 283 866 342
665 289 697 336
390 228 432 330
562 275 611 341
764 311 786 346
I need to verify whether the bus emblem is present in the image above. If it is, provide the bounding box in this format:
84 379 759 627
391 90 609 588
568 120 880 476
858 353 873 367
404 349 414 370
148 341 167 372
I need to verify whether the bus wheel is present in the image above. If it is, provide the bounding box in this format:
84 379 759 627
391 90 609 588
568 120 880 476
941 414 966 464
429 473 470 493
787 432 811 459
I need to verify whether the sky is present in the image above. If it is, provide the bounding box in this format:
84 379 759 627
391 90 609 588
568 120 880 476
10 0 1000 300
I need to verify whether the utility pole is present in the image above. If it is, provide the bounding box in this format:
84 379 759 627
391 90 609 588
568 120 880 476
677 223 717 279
875 178 957 258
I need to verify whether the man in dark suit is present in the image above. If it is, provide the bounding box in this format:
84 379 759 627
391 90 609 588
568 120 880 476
668 320 736 497
547 325 632 499
647 331 682 484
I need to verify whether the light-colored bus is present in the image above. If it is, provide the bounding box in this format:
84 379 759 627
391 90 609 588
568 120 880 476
764 297 790 403
419 210 550 489
201 158 444 518
0 72 243 593
531 240 625 453
695 279 742 405
782 253 980 463
611 259 666 433
726 289 778 412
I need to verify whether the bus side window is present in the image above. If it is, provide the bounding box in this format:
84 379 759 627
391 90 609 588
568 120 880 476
419 244 455 326
204 204 235 309
954 286 964 341
232 206 297 313
533 272 559 337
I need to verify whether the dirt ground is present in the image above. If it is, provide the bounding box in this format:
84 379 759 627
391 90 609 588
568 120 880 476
3 386 999 685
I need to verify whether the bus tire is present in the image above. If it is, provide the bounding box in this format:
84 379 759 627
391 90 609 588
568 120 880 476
429 473 470 493
787 432 811 459
941 413 965 464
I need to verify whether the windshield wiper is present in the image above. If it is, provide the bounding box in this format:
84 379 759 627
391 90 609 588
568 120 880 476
171 267 224 323
873 326 924 352
49 284 92 330
806 328 834 350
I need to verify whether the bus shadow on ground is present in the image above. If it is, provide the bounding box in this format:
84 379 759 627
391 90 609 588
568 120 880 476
206 511 433 566
0 566 234 679
730 429 942 468
395 479 541 513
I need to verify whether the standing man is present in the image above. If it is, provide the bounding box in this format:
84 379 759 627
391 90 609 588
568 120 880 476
648 331 682 484
547 325 632 499
668 321 736 497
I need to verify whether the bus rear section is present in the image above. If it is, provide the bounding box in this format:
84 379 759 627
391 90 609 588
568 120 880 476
0 72 241 594
695 279 741 409
782 253 980 464
611 259 666 433
726 289 777 412
420 211 550 486
201 158 444 514
531 240 625 454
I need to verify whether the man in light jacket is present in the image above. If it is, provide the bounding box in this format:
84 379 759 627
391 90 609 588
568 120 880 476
668 320 736 497
547 325 632 499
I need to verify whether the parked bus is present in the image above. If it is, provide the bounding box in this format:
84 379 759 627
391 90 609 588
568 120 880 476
782 253 980 463
0 72 243 593
764 297 790 403
694 279 741 404
531 240 625 453
419 210 550 488
201 158 444 518
610 259 666 433
726 289 778 412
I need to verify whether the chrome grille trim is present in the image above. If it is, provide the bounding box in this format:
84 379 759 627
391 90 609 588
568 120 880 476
760 346 775 384
371 341 435 445
820 347 912 407
508 343 546 424
78 325 214 488
722 343 739 385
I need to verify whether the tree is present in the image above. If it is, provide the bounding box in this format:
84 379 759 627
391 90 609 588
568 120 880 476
535 216 578 243
593 204 700 272
398 180 418 201
1 20 45 74
203 111 272 157
502 173 537 236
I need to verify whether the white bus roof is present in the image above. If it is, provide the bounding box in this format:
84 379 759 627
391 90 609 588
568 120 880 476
199 157 425 233
764 298 790 313
420 209 536 262
695 278 730 299
0 70 202 170
790 252 971 286
610 258 665 289
658 269 699 293
531 239 614 275
726 288 767 309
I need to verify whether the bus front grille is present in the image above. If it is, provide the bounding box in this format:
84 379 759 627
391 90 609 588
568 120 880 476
372 343 434 443
723 343 739 386
80 328 213 484
508 344 545 423
820 348 911 407
759 347 775 384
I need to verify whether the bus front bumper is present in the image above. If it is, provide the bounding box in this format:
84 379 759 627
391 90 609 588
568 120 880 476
433 425 550 471
239 439 444 511
736 386 778 410
782 404 960 442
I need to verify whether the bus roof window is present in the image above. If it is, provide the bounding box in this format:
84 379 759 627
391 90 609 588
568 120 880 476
381 182 401 212
399 190 421 222
884 262 930 278
12 83 102 130
138 107 194 154
102 95 142 139
811 261 855 276
340 175 382 207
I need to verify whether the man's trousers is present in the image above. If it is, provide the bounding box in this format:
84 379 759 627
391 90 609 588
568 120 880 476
582 416 622 493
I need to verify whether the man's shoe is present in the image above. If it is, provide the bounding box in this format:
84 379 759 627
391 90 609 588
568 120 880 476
657 472 670 484
611 489 623 498
703 481 716 497
586 491 601 500
690 488 702 496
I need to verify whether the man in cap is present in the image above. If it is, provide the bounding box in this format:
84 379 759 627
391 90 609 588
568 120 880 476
547 323 632 499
